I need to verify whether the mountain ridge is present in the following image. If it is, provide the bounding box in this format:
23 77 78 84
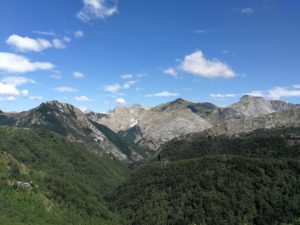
1 95 299 159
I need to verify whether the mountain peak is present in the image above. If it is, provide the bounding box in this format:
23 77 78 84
173 98 188 104
239 95 264 102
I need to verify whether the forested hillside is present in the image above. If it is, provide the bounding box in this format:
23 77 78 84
108 127 300 225
0 127 128 225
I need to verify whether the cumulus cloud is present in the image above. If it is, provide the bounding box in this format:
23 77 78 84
104 80 138 95
179 51 235 78
75 95 91 102
115 98 126 105
73 71 84 79
77 0 118 22
74 30 84 38
21 89 29 97
210 85 300 100
0 82 20 95
104 84 122 95
123 80 138 89
241 8 254 14
6 34 52 52
52 38 66 49
268 87 300 99
164 67 178 77
1 76 36 86
146 91 179 97
0 52 54 73
53 86 78 93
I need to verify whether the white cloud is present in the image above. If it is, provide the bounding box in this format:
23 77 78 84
74 30 84 38
21 89 29 97
104 84 122 95
6 34 52 52
73 71 84 79
241 8 254 14
245 91 265 97
268 87 300 99
293 85 300 89
75 95 91 102
77 0 118 22
52 38 66 49
211 85 300 100
180 51 235 78
0 82 19 95
210 93 239 98
164 67 178 77
115 98 126 105
123 80 138 89
29 96 43 100
33 31 55 36
0 96 17 101
121 74 133 80
1 76 36 86
53 86 78 93
146 91 179 97
0 52 54 73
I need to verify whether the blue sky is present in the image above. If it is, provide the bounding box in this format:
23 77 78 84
0 0 300 112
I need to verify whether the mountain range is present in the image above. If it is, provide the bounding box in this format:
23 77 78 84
1 96 300 225
1 95 299 161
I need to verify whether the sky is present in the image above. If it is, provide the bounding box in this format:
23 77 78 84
0 0 300 112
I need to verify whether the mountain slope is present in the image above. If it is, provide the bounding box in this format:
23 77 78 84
109 156 300 225
108 127 300 225
219 95 296 120
120 98 214 150
0 126 128 224
209 107 300 135
87 104 146 133
0 101 140 160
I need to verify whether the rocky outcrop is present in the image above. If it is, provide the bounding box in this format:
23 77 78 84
209 108 300 136
86 104 146 132
219 95 295 119
136 106 212 150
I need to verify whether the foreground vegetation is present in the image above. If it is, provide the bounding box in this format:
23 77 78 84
0 126 128 224
1 126 300 224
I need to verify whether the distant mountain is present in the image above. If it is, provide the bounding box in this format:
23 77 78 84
1 95 299 157
86 104 146 132
219 95 296 119
133 98 213 150
0 101 143 160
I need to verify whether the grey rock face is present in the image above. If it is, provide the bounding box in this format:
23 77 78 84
136 106 212 150
209 108 300 136
87 104 146 132
219 95 295 119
